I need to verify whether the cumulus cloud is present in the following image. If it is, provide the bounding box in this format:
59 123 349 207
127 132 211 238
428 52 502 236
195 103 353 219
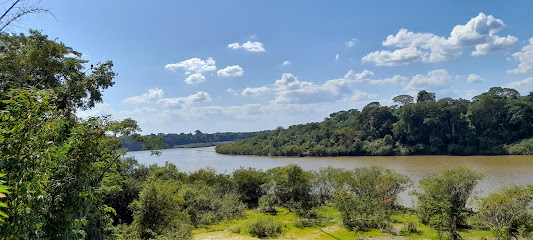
362 47 426 66
344 69 374 80
123 88 164 104
363 13 518 66
227 41 265 52
505 77 533 94
467 74 484 83
352 91 377 101
165 57 216 74
345 38 356 47
508 37 533 74
184 73 205 84
239 70 406 104
217 65 244 77
369 75 408 85
282 61 291 66
472 35 518 56
242 87 271 96
157 91 211 107
274 73 353 104
404 69 451 92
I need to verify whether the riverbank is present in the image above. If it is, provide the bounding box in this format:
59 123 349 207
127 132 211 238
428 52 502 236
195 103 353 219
193 207 492 240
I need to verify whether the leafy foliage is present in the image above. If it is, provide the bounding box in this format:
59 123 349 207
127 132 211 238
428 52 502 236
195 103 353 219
474 185 533 239
0 31 116 110
413 167 483 239
334 167 411 232
261 164 316 213
0 173 9 222
247 216 283 238
0 89 141 238
217 88 533 156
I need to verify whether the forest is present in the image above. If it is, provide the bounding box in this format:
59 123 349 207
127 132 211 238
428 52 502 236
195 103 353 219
216 89 533 156
121 131 267 151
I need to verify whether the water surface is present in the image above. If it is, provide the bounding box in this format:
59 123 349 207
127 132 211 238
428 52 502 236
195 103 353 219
127 147 533 206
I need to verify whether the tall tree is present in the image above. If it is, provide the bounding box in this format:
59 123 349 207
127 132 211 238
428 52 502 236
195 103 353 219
417 90 436 103
393 94 414 105
0 30 116 110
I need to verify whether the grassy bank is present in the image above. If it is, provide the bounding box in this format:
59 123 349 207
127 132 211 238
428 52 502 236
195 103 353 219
192 206 493 240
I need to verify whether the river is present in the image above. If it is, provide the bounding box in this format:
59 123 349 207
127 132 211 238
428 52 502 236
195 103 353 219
126 147 533 206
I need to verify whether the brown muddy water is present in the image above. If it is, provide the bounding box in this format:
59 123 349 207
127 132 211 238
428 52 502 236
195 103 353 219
127 147 533 207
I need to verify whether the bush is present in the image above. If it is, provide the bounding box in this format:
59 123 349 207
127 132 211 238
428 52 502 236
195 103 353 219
233 167 267 207
247 216 283 238
413 167 483 239
505 138 533 155
153 224 193 240
129 179 191 239
400 214 419 235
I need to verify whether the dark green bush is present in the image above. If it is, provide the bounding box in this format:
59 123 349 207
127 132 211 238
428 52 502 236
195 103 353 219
247 216 283 238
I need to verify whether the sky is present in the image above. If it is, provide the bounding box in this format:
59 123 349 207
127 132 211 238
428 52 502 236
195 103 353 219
16 0 533 134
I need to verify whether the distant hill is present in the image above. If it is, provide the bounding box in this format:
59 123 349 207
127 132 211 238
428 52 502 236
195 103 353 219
121 130 268 151
216 87 533 156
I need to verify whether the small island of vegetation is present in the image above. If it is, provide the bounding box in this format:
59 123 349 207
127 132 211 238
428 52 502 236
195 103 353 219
216 89 533 156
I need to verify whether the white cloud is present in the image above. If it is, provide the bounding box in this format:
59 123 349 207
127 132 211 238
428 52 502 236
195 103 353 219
157 91 211 107
274 73 352 104
344 69 374 80
472 35 518 56
404 69 451 91
227 41 265 52
345 38 356 47
362 47 426 66
369 75 408 85
274 73 313 91
185 73 206 84
467 74 484 83
335 54 339 61
352 91 377 101
122 88 164 104
242 87 271 96
508 37 533 74
505 77 533 94
363 13 518 66
217 65 244 77
282 61 291 66
165 57 216 75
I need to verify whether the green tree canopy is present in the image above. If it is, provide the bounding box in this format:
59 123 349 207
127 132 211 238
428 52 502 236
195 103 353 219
0 30 116 110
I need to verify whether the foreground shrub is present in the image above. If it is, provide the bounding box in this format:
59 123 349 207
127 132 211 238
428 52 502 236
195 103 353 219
247 216 283 238
400 214 419 236
334 167 410 232
474 185 533 239
129 180 191 239
413 167 483 240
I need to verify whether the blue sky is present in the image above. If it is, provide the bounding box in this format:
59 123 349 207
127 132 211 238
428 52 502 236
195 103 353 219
19 1 533 134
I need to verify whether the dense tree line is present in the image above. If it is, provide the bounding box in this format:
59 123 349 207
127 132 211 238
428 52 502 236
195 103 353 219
121 130 267 151
217 88 533 156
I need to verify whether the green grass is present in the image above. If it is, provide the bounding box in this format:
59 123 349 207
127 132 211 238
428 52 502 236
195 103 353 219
192 206 495 240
